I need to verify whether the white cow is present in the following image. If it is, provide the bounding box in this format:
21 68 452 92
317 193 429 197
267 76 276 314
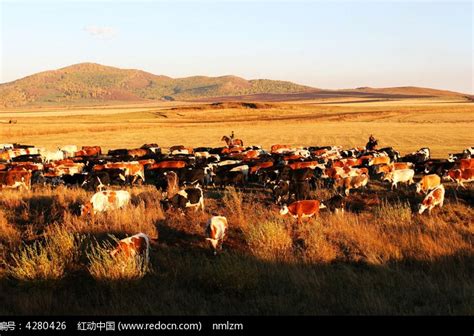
383 169 415 189
59 145 78 158
81 190 131 215
205 216 228 255
42 150 65 162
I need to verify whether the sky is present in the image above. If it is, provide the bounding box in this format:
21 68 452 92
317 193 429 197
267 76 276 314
0 0 472 94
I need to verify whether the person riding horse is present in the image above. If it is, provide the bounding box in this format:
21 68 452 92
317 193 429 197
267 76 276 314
366 134 378 151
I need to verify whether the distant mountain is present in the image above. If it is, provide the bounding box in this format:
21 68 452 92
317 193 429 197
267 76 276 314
1 63 470 108
0 63 314 107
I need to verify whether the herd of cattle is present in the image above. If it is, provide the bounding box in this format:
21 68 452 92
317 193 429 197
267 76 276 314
0 141 473 260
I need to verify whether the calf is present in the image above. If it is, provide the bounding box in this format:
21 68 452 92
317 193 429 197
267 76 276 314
81 190 131 215
280 200 326 223
418 184 445 215
416 174 441 194
383 169 415 190
205 216 228 255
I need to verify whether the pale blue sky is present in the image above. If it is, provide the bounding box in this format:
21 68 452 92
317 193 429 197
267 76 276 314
1 1 472 93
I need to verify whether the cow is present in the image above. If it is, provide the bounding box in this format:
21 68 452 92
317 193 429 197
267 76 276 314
75 146 101 157
445 168 474 189
81 190 131 216
323 194 346 214
149 161 187 170
181 167 206 187
205 216 228 255
418 184 445 215
288 161 318 170
0 170 32 190
368 156 391 166
81 172 110 191
110 233 157 268
383 169 415 190
213 171 245 188
41 150 65 162
273 180 290 204
280 200 326 223
164 186 204 212
416 174 441 194
94 161 145 184
335 174 369 196
59 145 78 158
459 158 474 170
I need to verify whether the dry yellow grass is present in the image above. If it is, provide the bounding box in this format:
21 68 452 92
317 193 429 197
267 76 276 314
0 182 472 314
0 98 472 157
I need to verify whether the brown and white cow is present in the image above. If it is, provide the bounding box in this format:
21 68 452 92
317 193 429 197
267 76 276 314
0 170 32 190
335 174 369 196
416 174 441 194
205 216 228 255
418 184 445 215
280 200 326 223
110 233 157 268
81 190 131 216
446 168 474 189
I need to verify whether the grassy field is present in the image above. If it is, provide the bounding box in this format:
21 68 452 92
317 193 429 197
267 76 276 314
0 97 473 157
0 97 473 315
0 181 472 315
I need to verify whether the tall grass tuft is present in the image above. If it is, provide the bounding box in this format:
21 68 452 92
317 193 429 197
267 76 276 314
244 220 293 261
222 187 246 229
7 225 82 282
86 238 149 282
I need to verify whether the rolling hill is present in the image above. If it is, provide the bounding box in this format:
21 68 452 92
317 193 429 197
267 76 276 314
0 63 313 107
0 63 470 107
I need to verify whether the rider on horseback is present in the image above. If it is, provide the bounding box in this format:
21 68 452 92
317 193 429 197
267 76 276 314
366 134 378 151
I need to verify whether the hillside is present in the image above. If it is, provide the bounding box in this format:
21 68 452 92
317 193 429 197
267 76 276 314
0 63 313 107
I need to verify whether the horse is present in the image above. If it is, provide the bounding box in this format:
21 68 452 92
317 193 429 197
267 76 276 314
221 135 244 147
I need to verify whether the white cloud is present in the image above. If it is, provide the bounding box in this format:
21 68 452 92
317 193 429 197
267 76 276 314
83 25 117 40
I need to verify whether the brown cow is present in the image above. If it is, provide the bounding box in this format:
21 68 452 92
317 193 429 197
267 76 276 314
249 161 273 174
288 161 318 170
459 158 474 170
149 161 187 170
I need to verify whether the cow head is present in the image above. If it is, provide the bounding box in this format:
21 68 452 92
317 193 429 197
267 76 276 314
382 172 393 182
280 204 289 216
80 202 93 216
206 238 220 255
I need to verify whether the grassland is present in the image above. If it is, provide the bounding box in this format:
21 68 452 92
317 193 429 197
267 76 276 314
0 181 472 315
0 97 473 315
0 97 473 158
